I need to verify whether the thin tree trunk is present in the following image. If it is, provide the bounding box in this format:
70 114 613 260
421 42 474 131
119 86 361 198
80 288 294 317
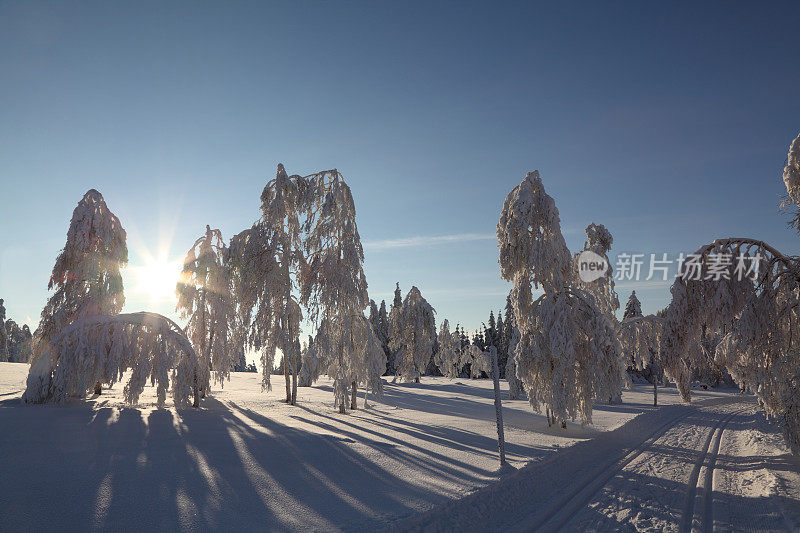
350 381 358 410
284 352 291 403
363 389 369 409
654 381 658 406
203 327 215 399
192 374 200 408
490 347 507 467
291 352 298 406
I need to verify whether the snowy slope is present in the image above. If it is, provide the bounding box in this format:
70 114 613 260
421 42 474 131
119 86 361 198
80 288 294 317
0 363 796 531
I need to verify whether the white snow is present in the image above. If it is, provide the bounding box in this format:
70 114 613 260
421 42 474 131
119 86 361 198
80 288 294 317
1 362 798 531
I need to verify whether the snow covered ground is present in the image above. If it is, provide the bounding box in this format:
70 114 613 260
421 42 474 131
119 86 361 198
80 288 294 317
0 362 798 531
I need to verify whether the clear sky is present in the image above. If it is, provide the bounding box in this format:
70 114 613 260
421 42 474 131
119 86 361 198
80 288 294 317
1 1 799 339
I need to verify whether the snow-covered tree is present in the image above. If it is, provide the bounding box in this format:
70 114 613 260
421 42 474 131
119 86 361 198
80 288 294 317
462 344 490 379
298 335 321 387
0 299 8 362
227 165 306 404
658 240 756 402
618 314 663 405
495 311 506 374
623 291 643 320
5 319 33 363
227 224 282 393
22 312 201 408
696 239 800 454
389 286 436 383
501 295 515 377
434 319 461 378
257 164 304 404
31 190 128 366
505 324 524 399
781 132 800 229
369 299 391 367
229 165 384 412
299 168 386 412
176 225 235 397
498 171 623 426
386 283 404 376
574 223 620 319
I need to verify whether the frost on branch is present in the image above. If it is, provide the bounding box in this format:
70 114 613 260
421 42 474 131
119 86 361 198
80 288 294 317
22 312 200 409
389 286 436 383
176 225 235 396
32 189 128 364
498 171 622 426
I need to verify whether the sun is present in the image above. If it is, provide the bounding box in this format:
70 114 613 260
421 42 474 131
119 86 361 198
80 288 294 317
135 255 182 304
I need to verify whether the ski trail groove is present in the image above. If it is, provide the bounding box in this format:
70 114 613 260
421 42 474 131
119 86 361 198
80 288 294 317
514 407 697 533
681 406 747 533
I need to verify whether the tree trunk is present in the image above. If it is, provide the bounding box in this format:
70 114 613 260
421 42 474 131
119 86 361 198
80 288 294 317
363 389 369 409
350 381 358 410
284 354 291 403
654 381 658 406
291 354 298 406
93 381 102 395
192 374 200 408
490 347 507 467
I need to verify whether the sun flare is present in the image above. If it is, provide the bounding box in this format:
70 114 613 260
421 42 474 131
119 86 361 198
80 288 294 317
135 255 182 303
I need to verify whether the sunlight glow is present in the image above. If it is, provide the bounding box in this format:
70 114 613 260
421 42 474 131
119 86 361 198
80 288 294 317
134 255 183 304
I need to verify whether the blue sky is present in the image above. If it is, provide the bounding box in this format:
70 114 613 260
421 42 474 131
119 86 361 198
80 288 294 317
1 1 799 338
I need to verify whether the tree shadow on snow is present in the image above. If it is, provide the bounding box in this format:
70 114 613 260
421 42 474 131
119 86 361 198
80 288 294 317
0 395 502 531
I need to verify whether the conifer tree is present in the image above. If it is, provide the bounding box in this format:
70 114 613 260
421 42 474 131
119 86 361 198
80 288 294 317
389 286 436 383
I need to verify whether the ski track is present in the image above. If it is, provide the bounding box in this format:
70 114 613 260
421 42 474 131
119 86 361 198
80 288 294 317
395 396 800 533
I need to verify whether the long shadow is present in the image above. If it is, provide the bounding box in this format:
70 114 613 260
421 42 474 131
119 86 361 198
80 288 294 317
3 395 475 531
319 383 602 439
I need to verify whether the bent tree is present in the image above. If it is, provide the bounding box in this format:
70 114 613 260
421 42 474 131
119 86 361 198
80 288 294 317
23 312 201 408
